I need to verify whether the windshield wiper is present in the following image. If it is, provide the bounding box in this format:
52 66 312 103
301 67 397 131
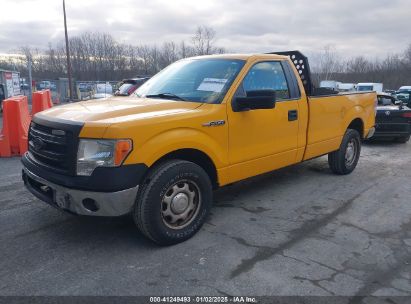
146 93 186 101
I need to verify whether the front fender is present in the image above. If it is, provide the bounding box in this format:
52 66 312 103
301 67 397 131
125 127 227 169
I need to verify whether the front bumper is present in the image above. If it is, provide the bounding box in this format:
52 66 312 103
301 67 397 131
22 167 139 216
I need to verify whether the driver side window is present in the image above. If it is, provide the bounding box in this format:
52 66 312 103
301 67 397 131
240 61 290 100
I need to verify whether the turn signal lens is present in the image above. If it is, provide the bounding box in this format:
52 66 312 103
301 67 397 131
114 139 133 166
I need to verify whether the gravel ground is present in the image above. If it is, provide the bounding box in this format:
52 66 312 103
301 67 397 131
0 132 410 297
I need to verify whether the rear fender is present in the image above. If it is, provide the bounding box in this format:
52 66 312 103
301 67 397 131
343 105 365 137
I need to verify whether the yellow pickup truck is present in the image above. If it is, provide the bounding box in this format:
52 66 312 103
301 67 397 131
22 51 376 245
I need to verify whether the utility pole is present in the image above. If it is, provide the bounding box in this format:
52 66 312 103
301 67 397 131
27 58 32 104
63 0 73 101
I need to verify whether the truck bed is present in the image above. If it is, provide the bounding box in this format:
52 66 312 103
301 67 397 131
303 92 376 160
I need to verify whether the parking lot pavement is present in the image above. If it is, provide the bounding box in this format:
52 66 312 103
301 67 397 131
0 142 410 297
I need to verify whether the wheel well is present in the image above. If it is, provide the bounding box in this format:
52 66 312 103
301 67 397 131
153 149 219 189
347 118 364 138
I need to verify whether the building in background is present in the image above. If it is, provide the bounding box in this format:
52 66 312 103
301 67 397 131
0 69 21 99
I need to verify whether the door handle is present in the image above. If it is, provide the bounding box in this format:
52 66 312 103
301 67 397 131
288 110 298 121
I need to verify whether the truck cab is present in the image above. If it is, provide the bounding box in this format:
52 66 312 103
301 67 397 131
22 51 376 245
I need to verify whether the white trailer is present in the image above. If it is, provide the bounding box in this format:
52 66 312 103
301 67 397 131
320 80 341 91
337 83 356 92
357 83 383 93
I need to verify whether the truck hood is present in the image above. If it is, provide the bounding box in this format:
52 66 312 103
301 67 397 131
37 96 202 124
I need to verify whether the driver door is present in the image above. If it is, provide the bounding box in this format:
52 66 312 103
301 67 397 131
227 60 300 182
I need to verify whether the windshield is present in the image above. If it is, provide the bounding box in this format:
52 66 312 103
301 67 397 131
135 59 245 103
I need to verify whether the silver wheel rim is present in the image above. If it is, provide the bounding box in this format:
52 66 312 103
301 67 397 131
161 180 201 230
345 139 357 167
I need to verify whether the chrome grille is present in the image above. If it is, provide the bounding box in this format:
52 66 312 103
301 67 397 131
28 122 76 174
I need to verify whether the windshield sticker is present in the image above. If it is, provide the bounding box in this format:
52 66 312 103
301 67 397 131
197 78 228 93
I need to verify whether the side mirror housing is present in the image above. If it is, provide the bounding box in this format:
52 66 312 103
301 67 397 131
233 90 276 112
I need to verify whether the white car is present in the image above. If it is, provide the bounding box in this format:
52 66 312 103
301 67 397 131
96 83 113 94
93 93 112 99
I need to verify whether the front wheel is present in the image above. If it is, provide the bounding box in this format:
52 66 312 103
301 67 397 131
133 160 212 245
328 129 361 175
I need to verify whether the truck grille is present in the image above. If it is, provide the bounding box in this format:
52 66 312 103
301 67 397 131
28 121 79 175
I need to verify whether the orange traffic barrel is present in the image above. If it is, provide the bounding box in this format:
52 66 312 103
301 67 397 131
0 96 31 157
32 90 53 116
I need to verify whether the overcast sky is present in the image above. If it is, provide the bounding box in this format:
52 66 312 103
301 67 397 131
0 0 409 59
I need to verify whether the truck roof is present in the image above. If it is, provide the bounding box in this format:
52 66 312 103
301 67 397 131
188 53 288 61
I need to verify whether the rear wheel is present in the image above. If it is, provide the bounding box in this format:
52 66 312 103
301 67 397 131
396 135 410 143
133 160 212 245
328 129 361 175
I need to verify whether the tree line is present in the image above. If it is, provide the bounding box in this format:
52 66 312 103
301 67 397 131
1 26 224 81
1 26 410 90
312 44 411 89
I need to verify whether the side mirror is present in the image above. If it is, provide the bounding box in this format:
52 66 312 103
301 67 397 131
233 90 276 112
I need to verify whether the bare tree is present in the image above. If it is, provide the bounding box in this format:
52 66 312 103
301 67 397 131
6 37 409 90
405 43 411 65
192 25 223 55
312 45 343 84
179 41 195 58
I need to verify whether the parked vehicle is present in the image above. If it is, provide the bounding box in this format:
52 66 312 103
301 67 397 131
20 83 30 90
396 93 410 105
357 83 383 92
96 83 113 94
114 78 150 96
37 81 51 90
36 80 56 91
383 89 396 95
395 86 411 107
22 51 376 245
92 93 112 99
372 93 411 143
398 86 411 92
78 83 94 92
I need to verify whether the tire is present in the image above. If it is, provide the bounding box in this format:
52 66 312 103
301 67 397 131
133 160 212 246
328 129 361 175
396 135 410 143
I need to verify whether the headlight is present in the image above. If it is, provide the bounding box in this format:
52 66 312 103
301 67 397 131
76 139 133 176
